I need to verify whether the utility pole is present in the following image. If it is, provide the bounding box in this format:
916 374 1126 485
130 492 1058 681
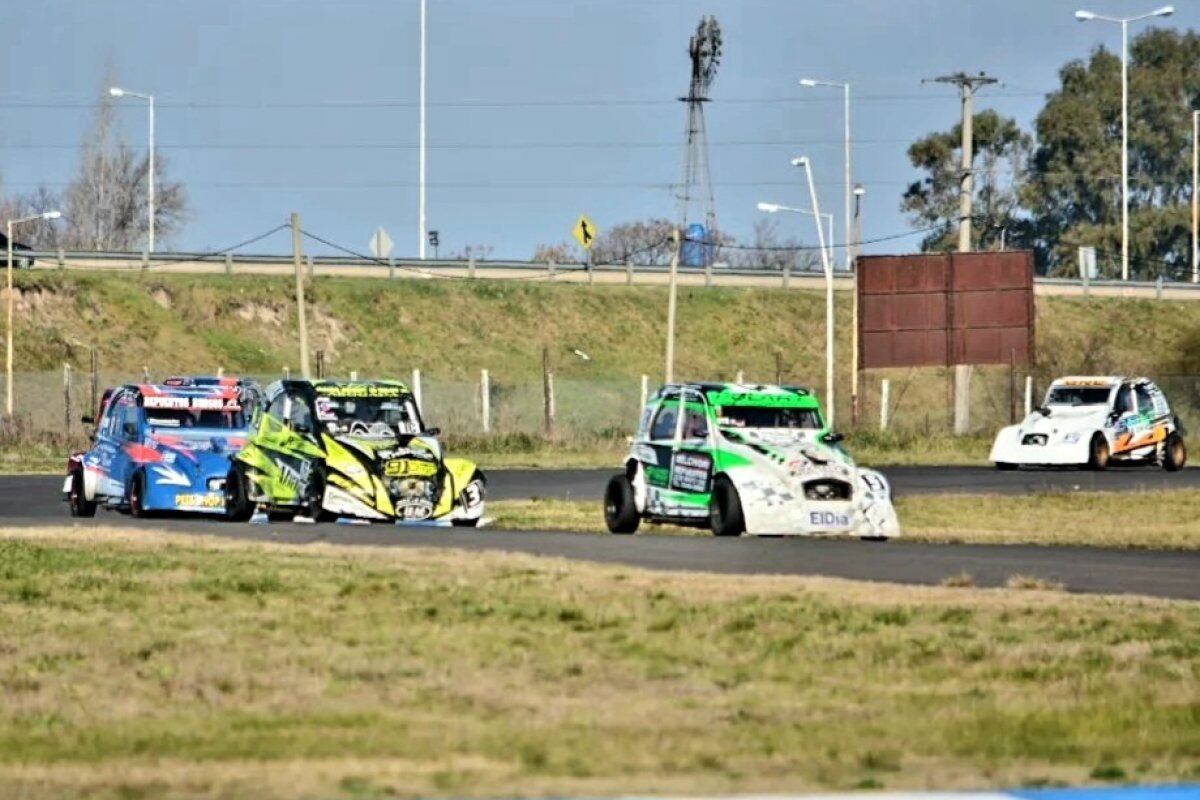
926 73 996 436
664 228 681 384
926 72 998 252
418 0 428 260
1193 110 1198 284
291 213 311 378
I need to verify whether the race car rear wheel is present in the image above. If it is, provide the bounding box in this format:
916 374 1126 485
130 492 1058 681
709 476 745 537
995 462 1018 471
1162 433 1187 472
128 471 150 518
1087 434 1110 471
68 471 97 518
604 474 640 534
225 463 254 521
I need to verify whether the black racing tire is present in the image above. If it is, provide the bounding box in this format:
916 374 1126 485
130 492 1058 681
604 474 640 534
266 509 295 522
451 518 480 528
1086 434 1110 471
128 470 150 518
68 470 97 518
1162 433 1187 472
709 476 745 537
300 467 326 520
224 463 254 521
995 462 1018 471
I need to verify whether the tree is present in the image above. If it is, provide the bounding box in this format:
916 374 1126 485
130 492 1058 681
902 109 1032 252
530 241 574 264
1024 29 1200 276
728 217 819 272
589 218 677 265
60 80 187 251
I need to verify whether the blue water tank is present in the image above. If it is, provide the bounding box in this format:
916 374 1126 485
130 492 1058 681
681 223 710 267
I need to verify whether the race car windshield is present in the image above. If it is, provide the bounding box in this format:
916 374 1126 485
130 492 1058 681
1046 386 1111 406
146 409 246 429
315 397 420 435
717 406 822 429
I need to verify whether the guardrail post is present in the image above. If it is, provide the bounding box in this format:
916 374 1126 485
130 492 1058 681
625 261 633 286
141 249 148 273
57 248 65 271
782 262 790 290
481 368 490 434
388 256 395 279
306 254 314 280
468 254 476 279
880 378 890 431
1156 274 1163 300
547 260 556 279
705 259 712 287
224 252 233 275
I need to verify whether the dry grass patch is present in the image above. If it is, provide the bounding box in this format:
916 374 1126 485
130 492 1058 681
0 526 1197 799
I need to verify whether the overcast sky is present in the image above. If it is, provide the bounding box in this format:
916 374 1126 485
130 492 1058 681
2 0 1197 260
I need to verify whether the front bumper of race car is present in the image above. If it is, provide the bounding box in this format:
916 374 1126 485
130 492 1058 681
990 425 1092 466
144 462 231 514
732 468 901 538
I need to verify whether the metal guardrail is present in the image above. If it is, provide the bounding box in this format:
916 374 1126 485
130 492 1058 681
16 250 1200 296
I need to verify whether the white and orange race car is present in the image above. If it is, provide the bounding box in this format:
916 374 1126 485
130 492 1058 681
990 376 1187 471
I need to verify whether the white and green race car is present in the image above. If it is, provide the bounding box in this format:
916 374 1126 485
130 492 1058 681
604 382 900 538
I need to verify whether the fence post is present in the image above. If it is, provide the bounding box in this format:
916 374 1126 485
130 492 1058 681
216 366 224 379
141 249 148 273
89 347 98 419
141 365 151 382
736 370 745 385
1156 274 1163 300
315 349 325 379
548 260 556 279
349 370 358 381
283 366 290 379
782 262 791 290
705 259 712 287
57 248 65 271
625 260 633 286
1024 375 1033 417
225 252 233 275
481 368 490 434
411 368 423 416
63 363 72 435
307 254 315 280
468 254 476 279
639 374 648 411
388 256 395 279
542 346 555 437
774 351 784 385
880 378 890 431
1008 349 1017 424
953 364 971 435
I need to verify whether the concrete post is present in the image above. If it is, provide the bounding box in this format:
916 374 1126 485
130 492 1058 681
953 364 971 435
880 378 890 431
1024 375 1033 417
411 368 423 416
481 368 490 434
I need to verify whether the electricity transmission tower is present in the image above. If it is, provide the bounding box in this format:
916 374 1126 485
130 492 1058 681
676 16 722 264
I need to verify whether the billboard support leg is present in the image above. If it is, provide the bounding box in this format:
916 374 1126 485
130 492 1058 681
953 364 971 435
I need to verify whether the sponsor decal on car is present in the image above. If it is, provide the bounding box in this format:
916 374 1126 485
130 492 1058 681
809 510 852 529
175 493 224 508
670 451 712 493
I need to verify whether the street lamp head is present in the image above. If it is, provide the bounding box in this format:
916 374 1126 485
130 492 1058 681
798 78 818 87
41 211 61 220
1152 5 1174 17
853 184 866 197
756 202 782 213
1075 9 1096 20
108 87 125 97
790 156 809 168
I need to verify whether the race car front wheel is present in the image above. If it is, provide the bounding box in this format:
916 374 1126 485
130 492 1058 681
225 463 254 521
1087 434 1110 471
1162 433 1187 472
604 474 640 534
128 471 150 518
68 471 97 518
709 476 745 537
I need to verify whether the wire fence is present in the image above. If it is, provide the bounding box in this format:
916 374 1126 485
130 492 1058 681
3 367 1199 450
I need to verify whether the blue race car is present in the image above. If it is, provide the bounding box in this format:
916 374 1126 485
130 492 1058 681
64 380 256 517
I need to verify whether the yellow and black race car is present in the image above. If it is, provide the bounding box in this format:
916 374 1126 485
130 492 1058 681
227 379 485 524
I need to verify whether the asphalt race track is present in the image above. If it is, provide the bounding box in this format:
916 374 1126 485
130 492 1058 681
2 468 1198 601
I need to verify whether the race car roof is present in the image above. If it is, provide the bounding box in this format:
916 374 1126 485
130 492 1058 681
661 382 818 408
1051 376 1126 388
134 383 243 409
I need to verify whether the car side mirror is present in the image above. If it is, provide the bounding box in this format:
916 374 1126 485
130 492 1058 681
81 415 94 425
822 431 845 445
422 427 441 437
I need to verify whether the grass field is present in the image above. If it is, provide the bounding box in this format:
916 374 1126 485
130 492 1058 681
0 527 1197 799
490 489 1200 550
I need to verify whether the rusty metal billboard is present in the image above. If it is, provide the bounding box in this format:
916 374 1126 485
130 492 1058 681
858 251 1035 369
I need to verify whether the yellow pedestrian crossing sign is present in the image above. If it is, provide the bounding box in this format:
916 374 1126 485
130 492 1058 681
572 214 599 250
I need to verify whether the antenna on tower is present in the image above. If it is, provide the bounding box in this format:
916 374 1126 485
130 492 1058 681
677 15 721 266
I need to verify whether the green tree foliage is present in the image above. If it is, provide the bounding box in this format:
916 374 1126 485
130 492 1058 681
1025 29 1200 277
902 109 1031 252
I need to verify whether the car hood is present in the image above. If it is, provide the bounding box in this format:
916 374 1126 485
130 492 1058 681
146 432 246 474
724 428 856 479
1019 406 1107 433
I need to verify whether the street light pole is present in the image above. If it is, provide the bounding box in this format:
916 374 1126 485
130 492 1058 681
418 0 427 260
109 87 155 252
851 184 865 426
794 158 835 427
799 78 851 270
6 211 61 417
1076 5 1175 281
